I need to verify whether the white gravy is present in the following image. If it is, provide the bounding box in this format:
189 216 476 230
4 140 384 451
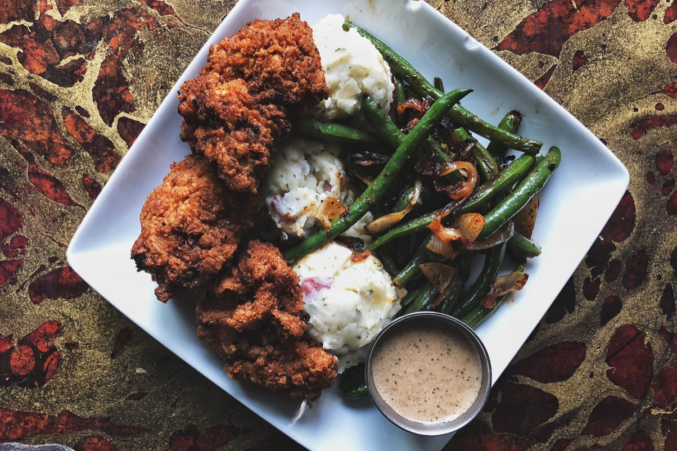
372 324 482 424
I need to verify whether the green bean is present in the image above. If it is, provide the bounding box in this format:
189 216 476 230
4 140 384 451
462 263 526 328
283 88 472 263
389 234 419 268
340 364 368 399
396 78 407 106
448 108 541 156
507 233 541 259
402 281 437 315
487 111 522 161
408 233 418 259
340 364 364 389
460 154 536 214
453 128 499 182
368 156 535 252
344 385 369 399
391 184 427 213
392 187 415 213
343 21 543 154
450 242 507 318
395 77 407 123
362 95 405 149
369 153 536 252
400 283 426 307
391 236 414 268
374 249 399 276
362 96 463 186
434 77 444 93
477 147 561 241
394 234 446 287
437 252 475 315
367 209 442 252
292 117 380 144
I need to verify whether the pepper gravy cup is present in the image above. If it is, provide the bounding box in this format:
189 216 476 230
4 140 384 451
365 312 492 436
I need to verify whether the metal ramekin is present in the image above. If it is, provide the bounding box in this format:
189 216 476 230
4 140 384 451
365 312 492 436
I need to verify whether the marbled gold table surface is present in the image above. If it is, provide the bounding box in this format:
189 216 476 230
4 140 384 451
1 0 676 449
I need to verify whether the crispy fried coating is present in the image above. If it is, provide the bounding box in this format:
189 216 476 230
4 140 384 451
178 76 280 194
131 155 255 302
197 240 338 401
136 14 330 302
177 14 329 193
204 13 329 106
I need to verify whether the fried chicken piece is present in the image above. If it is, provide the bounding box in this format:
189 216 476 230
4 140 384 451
131 155 255 302
204 13 329 106
177 14 329 194
197 240 337 400
135 14 329 301
178 76 281 194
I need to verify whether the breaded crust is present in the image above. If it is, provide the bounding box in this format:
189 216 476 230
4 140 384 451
204 13 330 106
178 76 280 194
135 14 336 399
197 240 338 401
131 155 255 302
176 13 329 194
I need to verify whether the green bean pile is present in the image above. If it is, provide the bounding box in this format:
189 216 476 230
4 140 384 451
282 21 563 399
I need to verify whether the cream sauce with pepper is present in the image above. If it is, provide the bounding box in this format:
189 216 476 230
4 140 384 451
372 324 482 423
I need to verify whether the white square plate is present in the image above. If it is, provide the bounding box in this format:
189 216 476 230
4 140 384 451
67 1 629 450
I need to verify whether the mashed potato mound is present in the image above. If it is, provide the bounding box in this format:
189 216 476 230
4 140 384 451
263 138 373 242
263 138 343 239
312 14 394 120
293 242 405 371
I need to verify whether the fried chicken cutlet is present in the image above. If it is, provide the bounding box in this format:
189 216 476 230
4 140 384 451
178 75 281 195
204 13 329 106
135 14 329 302
197 240 338 401
177 13 329 194
131 155 255 302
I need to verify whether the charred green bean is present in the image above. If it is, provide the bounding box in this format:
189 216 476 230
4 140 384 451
453 127 499 182
462 263 526 328
292 117 380 144
283 89 471 263
437 251 475 315
477 147 561 241
507 233 541 259
450 243 507 318
487 111 523 161
343 21 543 154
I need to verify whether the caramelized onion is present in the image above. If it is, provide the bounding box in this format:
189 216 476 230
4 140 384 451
468 221 515 250
420 263 457 293
353 172 374 187
427 205 470 246
416 156 479 201
420 263 458 308
349 151 391 167
316 197 346 233
514 195 540 240
457 138 477 161
481 271 529 308
428 203 471 252
365 177 422 234
437 161 478 200
414 154 438 177
427 235 458 259
457 213 485 243
397 97 432 116
350 250 371 263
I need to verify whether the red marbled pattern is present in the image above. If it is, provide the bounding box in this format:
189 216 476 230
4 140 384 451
1 0 676 449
